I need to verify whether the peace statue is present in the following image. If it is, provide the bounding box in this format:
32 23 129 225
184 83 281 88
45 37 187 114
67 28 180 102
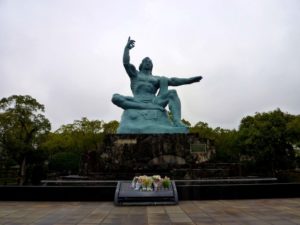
112 37 202 134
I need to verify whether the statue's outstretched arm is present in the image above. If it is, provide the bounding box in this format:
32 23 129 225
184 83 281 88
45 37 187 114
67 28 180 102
123 37 137 77
168 76 203 86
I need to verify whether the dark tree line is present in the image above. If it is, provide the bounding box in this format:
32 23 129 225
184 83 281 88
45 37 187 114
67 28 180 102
1 95 300 184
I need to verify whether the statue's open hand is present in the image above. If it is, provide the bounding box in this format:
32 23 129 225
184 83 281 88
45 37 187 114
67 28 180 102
191 76 203 83
126 36 135 49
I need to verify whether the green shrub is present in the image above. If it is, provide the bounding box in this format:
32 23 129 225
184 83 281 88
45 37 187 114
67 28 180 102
49 152 80 174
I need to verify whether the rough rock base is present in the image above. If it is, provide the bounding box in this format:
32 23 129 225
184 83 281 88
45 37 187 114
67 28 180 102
117 109 188 134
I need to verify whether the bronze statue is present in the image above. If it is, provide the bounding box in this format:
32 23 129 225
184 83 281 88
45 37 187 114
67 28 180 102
112 37 202 133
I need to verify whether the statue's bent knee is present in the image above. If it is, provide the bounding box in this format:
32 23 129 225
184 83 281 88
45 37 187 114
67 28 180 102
168 90 178 98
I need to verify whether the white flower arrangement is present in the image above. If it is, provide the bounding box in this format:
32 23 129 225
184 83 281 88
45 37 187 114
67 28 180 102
131 175 171 191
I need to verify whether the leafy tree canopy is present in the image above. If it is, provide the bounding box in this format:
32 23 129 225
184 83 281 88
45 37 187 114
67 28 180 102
237 108 296 174
42 117 106 154
103 120 119 134
0 95 51 184
189 121 216 139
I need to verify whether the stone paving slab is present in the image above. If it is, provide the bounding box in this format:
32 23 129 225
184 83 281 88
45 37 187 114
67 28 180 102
0 199 299 225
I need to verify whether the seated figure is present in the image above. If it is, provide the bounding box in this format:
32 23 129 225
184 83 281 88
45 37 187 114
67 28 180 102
112 37 202 134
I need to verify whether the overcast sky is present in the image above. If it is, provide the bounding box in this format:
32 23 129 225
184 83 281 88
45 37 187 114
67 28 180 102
1 0 300 130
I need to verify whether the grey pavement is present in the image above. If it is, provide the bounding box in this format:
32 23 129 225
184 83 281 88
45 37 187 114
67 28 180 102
0 199 300 225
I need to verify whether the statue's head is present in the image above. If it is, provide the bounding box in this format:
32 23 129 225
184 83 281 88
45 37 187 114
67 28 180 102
139 57 153 73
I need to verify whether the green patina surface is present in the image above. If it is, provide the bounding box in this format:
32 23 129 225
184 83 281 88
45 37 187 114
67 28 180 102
112 37 202 134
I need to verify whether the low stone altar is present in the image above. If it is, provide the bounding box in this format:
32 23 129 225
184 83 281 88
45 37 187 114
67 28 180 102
114 181 178 205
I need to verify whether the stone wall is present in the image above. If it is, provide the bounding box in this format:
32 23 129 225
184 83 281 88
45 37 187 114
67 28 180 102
92 134 214 179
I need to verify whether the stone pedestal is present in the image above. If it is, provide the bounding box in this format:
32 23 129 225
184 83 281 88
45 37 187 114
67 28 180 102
95 134 214 179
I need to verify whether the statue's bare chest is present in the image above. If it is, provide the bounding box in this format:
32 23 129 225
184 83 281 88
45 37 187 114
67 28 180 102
135 73 159 86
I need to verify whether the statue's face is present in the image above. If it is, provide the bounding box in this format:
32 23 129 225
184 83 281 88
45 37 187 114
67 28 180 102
141 57 153 71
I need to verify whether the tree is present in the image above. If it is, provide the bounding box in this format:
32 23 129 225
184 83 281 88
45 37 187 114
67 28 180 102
0 95 51 184
54 117 104 153
287 115 300 148
42 117 105 175
190 122 240 163
287 115 300 168
48 152 80 174
103 120 119 134
213 128 240 162
237 109 296 175
189 121 216 139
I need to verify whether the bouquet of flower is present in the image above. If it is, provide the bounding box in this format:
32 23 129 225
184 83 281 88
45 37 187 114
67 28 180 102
132 175 152 191
162 176 171 189
131 175 171 191
131 176 139 189
152 175 162 191
141 176 153 191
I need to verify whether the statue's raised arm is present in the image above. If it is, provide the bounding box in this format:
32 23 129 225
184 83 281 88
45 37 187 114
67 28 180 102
123 37 137 78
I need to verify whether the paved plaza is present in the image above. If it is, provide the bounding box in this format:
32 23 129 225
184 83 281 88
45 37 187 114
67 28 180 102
0 199 300 225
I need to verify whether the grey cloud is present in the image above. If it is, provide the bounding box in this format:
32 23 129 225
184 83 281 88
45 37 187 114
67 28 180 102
1 0 300 130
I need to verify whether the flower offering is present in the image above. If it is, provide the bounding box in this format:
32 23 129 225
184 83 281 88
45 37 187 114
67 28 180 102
131 175 171 191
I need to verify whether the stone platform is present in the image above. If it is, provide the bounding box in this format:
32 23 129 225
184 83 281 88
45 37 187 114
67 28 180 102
97 133 214 179
1 181 300 201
